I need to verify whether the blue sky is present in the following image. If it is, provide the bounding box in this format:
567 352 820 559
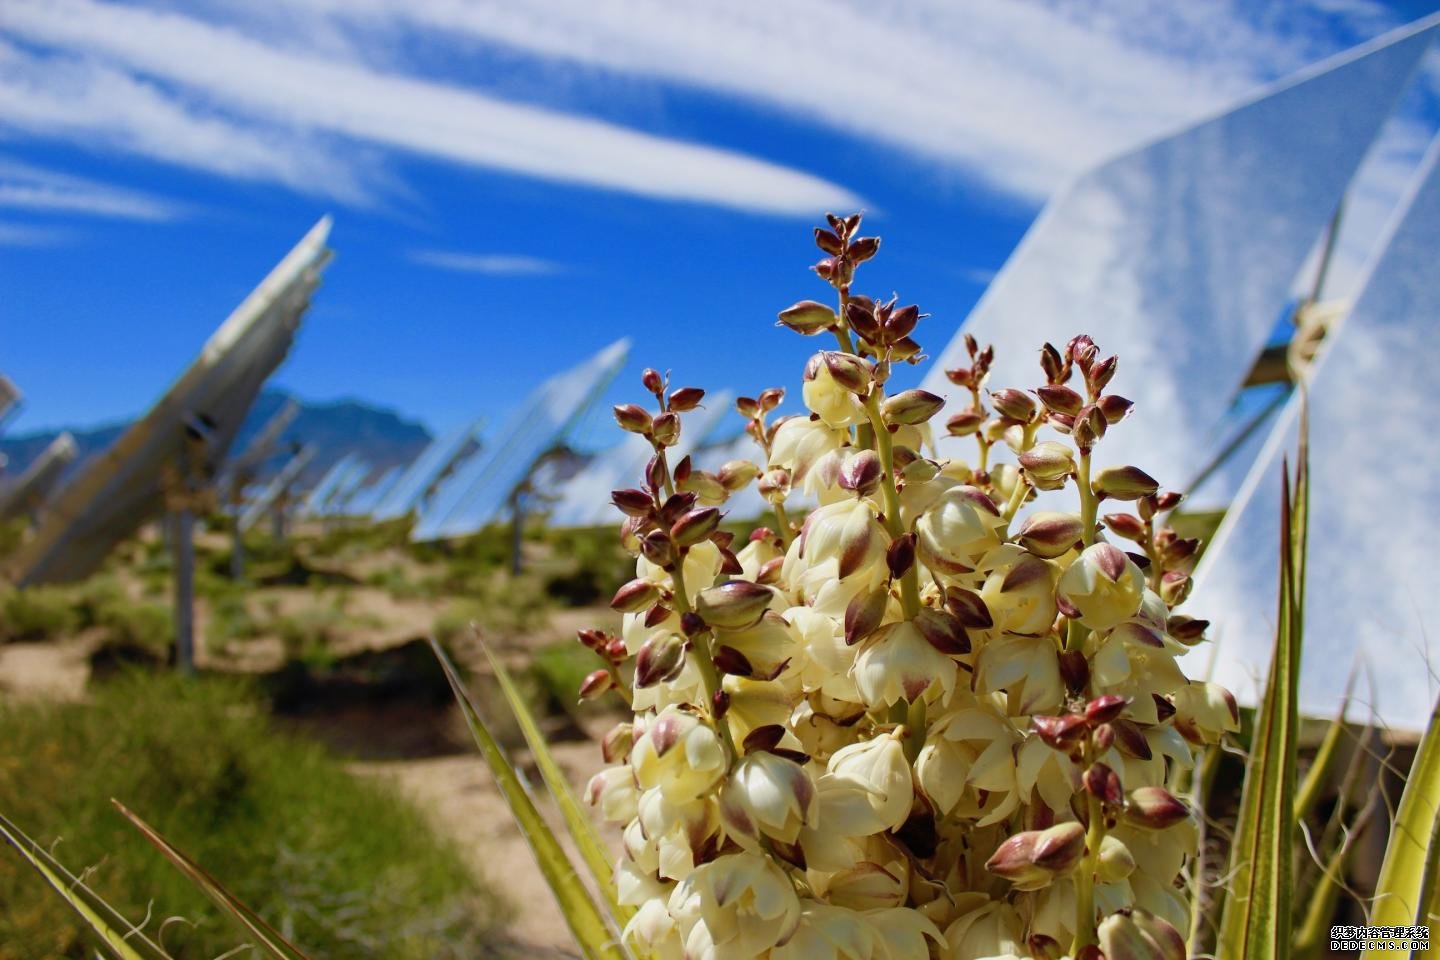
3 0 1440 451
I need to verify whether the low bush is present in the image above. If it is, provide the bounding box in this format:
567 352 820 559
0 672 494 959
0 585 80 642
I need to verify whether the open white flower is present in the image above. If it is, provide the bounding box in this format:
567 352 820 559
669 851 802 960
720 750 816 845
916 704 1021 824
853 620 958 708
632 707 728 802
819 732 914 835
771 901 878 960
1056 542 1145 631
917 485 1006 579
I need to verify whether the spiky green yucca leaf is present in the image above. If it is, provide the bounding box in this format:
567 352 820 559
0 809 171 960
429 637 630 960
478 636 627 922
1363 692 1440 959
1218 440 1308 960
1293 667 1357 824
110 800 312 960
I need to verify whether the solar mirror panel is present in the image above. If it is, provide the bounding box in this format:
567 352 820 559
303 453 360 515
342 464 402 517
8 217 331 585
0 432 77 521
412 338 629 541
240 445 315 533
368 420 481 521
1182 136 1440 731
919 19 1438 491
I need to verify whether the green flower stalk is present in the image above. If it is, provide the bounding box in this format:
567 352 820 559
580 215 1237 960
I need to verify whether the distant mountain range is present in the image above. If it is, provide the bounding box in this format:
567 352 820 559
0 390 434 489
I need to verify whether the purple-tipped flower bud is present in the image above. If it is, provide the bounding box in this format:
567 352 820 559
578 669 614 700
641 368 664 395
671 507 721 547
991 387 1040 422
611 578 659 612
945 586 994 629
651 412 681 446
778 300 837 335
611 488 654 518
886 532 917 579
1103 512 1146 542
814 227 844 255
844 301 881 341
1032 714 1089 750
883 389 945 426
946 409 985 437
695 580 774 629
1017 512 1084 559
635 634 686 687
1167 615 1208 644
985 822 1087 890
601 722 634 763
1092 722 1116 753
1040 342 1069 382
821 351 873 395
712 644 753 677
613 403 652 434
839 449 883 496
717 459 759 492
1037 383 1084 416
1111 719 1153 760
1099 394 1134 424
1029 934 1065 960
668 386 705 411
1160 570 1192 606
639 530 675 568
757 468 792 505
844 586 889 646
1067 334 1098 370
914 607 970 655
885 303 921 338
1126 787 1190 829
1086 694 1130 725
1059 649 1091 693
759 387 784 411
1018 441 1075 483
1084 761 1124 805
1093 465 1160 501
848 236 881 262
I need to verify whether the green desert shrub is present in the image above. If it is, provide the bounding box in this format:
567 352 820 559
0 672 494 959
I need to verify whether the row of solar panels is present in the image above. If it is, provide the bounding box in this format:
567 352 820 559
1 14 1437 727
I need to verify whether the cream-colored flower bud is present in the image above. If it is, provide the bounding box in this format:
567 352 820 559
720 750 816 845
1057 542 1145 631
632 707 728 802
770 415 848 488
804 353 870 428
821 858 909 911
1097 833 1138 883
916 485 1005 578
585 765 640 823
821 732 914 834
735 534 782 582
985 821 1086 890
976 544 1061 636
1098 908 1186 960
1016 512 1085 559
854 620 958 708
794 500 881 581
695 579 776 629
944 899 1026 960
1018 440 1075 486
669 851 802 960
1170 681 1240 744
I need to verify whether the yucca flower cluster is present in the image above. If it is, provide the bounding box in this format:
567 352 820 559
580 216 1239 960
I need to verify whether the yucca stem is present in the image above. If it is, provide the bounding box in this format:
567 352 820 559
670 559 737 761
1077 448 1097 545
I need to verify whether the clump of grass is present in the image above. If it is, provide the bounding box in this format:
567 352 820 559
433 574 550 643
0 585 81 642
0 671 494 959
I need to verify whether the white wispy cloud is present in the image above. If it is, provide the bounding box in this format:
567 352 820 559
0 0 861 214
0 220 68 246
408 250 563 275
277 0 1408 200
0 157 179 220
